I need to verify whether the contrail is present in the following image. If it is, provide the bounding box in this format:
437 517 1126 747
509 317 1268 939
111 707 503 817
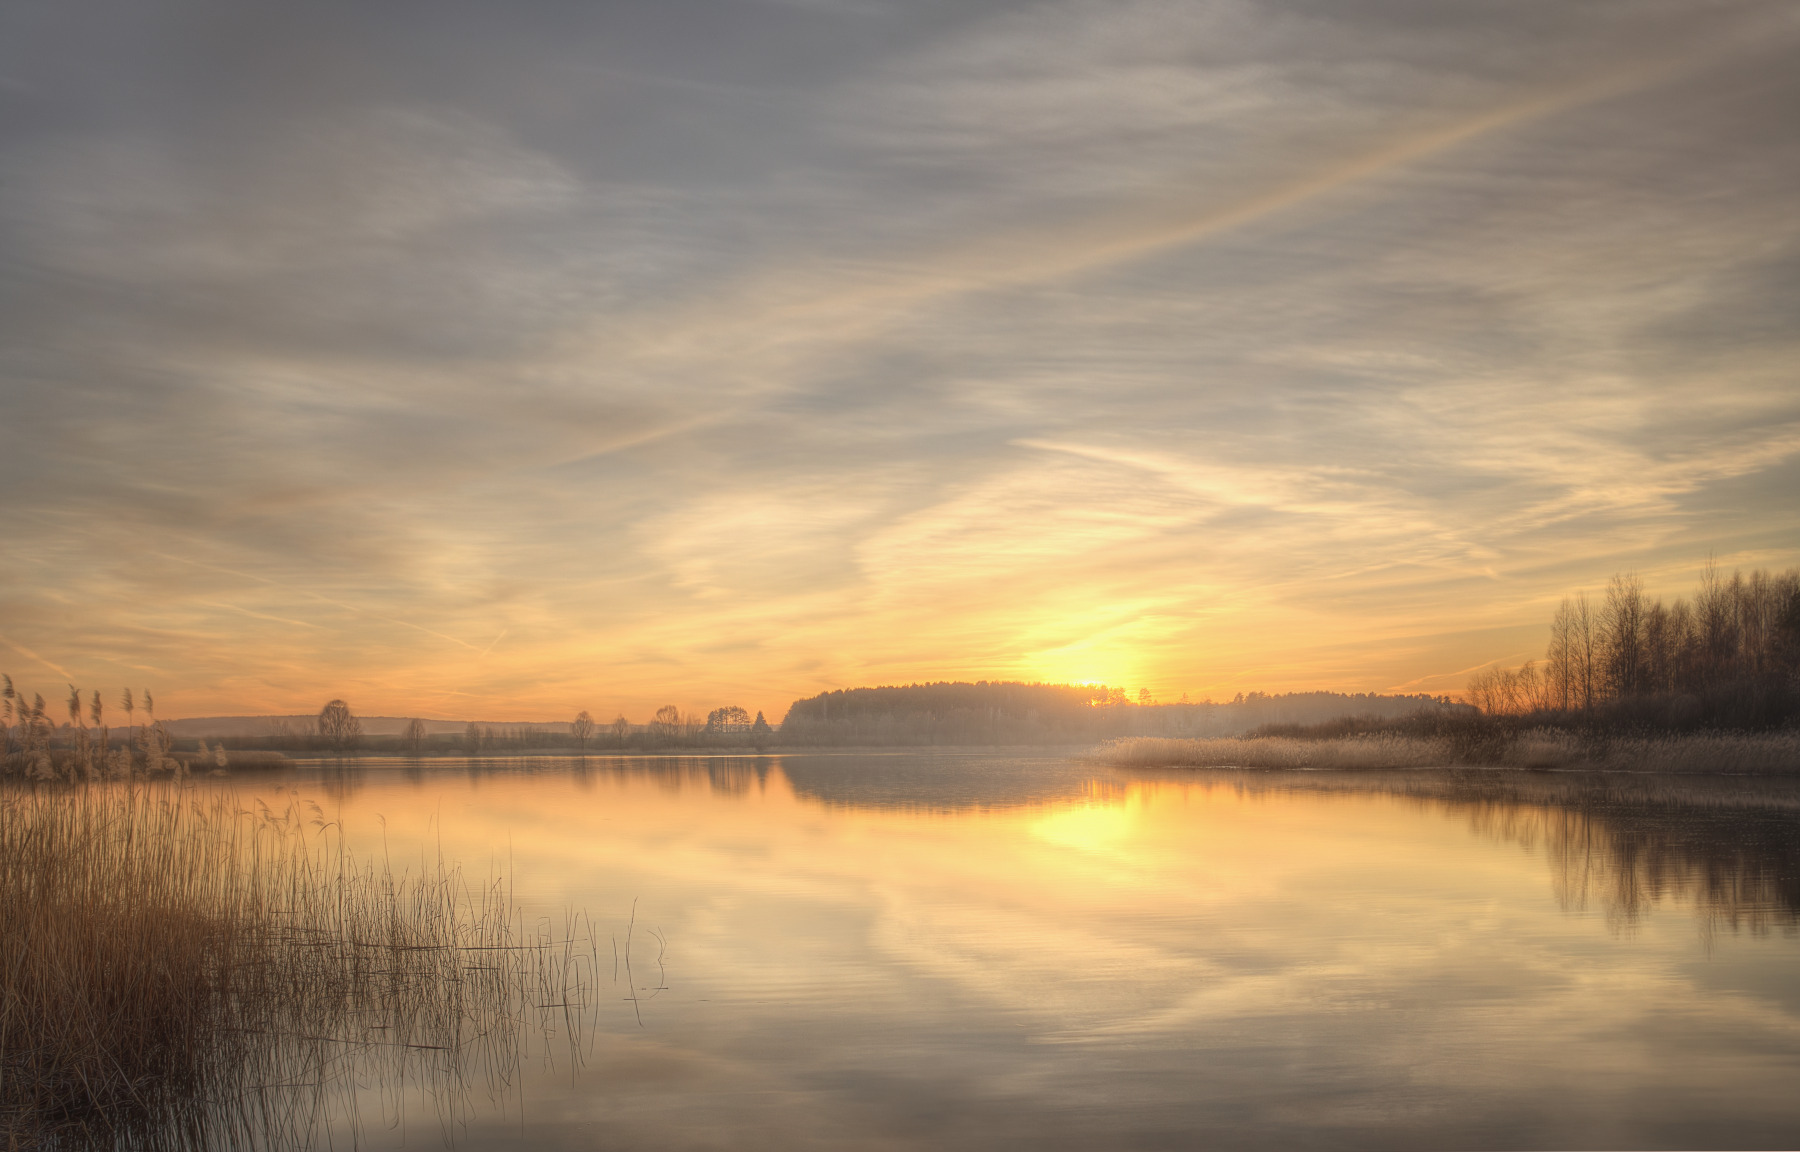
565 39 1729 406
0 633 74 680
890 49 1708 297
153 553 480 651
998 61 1686 285
199 601 325 630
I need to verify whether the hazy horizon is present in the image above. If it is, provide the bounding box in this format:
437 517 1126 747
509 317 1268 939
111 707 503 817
3 0 1798 721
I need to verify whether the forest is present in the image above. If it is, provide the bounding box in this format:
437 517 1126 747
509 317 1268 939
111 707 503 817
1465 565 1800 729
776 681 1465 746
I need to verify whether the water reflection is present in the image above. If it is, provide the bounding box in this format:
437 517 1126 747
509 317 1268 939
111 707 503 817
1149 769 1800 934
293 755 1800 935
312 750 1111 811
219 754 1800 1150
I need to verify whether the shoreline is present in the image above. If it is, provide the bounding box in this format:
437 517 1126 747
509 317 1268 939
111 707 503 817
1092 730 1800 776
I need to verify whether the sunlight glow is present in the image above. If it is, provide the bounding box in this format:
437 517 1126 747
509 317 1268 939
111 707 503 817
1031 803 1137 855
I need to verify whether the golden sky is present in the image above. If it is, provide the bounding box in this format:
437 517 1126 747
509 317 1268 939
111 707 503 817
2 0 1798 721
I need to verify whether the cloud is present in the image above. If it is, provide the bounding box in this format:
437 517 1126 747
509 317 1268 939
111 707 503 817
1 0 1798 715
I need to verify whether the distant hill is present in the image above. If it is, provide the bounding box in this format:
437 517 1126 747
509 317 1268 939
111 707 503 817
777 682 1467 746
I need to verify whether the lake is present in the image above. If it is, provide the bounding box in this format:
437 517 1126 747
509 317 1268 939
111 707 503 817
214 752 1800 1150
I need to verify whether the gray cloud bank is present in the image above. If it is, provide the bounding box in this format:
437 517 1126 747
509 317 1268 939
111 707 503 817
2 0 1798 715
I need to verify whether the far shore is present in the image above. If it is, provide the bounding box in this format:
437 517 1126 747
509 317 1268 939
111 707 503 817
179 731 1800 778
1095 730 1800 775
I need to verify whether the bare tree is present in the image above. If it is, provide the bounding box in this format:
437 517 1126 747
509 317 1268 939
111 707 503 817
318 699 361 753
464 721 484 754
402 717 428 755
1643 599 1674 694
1464 666 1501 715
1602 572 1645 697
1697 558 1735 683
1475 563 1799 726
610 714 631 747
571 710 595 753
1573 592 1597 711
1465 660 1553 716
1547 599 1574 710
1545 594 1598 711
650 705 681 744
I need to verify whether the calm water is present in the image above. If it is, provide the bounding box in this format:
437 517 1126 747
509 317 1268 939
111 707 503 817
219 753 1800 1150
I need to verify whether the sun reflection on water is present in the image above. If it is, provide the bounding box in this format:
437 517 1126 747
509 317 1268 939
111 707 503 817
195 755 1800 1150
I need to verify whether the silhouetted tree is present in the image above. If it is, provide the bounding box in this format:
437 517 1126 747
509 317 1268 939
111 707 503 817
650 705 681 744
1602 572 1646 697
610 714 631 747
1473 564 1800 728
402 717 428 755
318 700 361 753
572 710 595 752
705 706 751 734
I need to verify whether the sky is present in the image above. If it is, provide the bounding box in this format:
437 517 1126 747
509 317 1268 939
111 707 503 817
2 0 1798 723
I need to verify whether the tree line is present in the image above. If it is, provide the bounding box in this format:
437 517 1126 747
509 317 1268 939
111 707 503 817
777 681 1465 746
238 701 775 754
9 676 1487 764
2 691 785 767
1466 564 1800 729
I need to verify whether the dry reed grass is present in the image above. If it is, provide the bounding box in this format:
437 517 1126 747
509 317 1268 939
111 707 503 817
0 784 601 1150
1095 729 1800 774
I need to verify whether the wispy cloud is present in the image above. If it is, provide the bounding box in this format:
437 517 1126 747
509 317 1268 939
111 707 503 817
1 0 1797 716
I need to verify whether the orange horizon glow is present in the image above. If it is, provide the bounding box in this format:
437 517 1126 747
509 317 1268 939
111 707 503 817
3 4 1797 723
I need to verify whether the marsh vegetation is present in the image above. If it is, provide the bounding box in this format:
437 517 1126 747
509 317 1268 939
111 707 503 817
0 784 607 1149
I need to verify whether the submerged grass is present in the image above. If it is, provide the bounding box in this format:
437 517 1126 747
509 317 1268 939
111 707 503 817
0 784 601 1150
1096 729 1800 774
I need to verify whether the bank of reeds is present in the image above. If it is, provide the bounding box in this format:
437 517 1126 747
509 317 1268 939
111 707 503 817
0 784 599 1149
1096 729 1800 774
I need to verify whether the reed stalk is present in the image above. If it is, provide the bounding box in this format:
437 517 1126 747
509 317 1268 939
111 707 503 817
0 784 597 1150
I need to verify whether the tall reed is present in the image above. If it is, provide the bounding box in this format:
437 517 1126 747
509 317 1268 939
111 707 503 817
0 784 599 1150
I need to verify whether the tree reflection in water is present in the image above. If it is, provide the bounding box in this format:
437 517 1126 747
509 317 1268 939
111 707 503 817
317 755 1800 936
1176 769 1800 936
